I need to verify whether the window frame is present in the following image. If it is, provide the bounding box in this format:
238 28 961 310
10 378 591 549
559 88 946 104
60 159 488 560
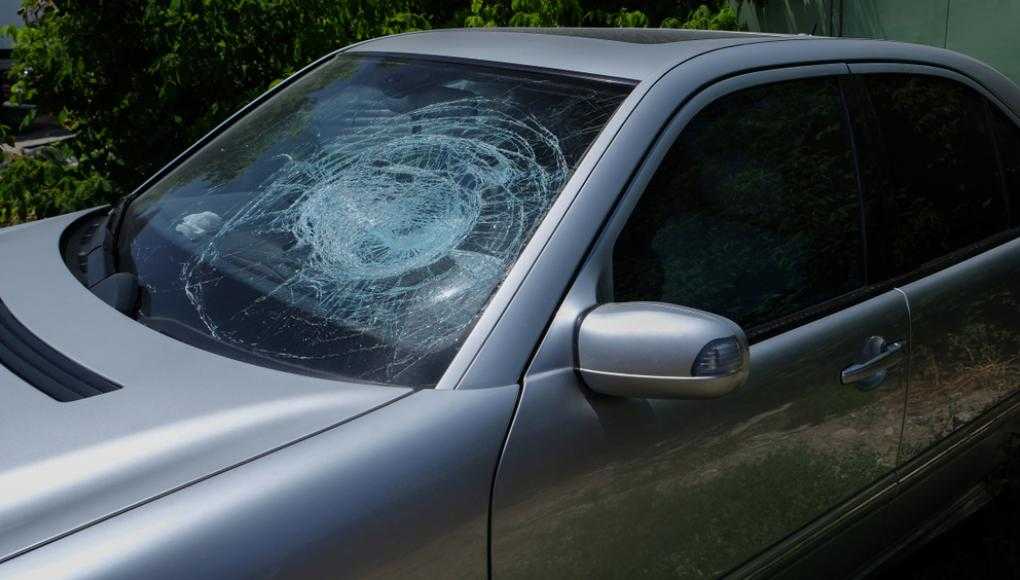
600 64 872 343
601 62 1020 344
845 63 1020 295
611 72 869 339
113 52 638 388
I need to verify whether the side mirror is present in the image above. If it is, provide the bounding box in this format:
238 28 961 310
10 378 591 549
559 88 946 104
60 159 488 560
576 302 749 399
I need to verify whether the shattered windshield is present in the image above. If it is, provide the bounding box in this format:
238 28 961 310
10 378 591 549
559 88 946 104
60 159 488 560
117 54 632 386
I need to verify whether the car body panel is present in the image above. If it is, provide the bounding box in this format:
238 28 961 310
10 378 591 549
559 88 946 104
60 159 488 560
472 33 1020 578
0 385 519 579
841 62 1020 463
493 293 910 578
897 243 1020 431
488 62 913 577
742 53 1020 580
0 212 412 563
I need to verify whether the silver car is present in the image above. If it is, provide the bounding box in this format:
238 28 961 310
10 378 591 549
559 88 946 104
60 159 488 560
2 28 1019 579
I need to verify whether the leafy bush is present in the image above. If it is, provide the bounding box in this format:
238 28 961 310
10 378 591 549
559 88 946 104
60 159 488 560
466 0 739 28
0 0 439 226
0 148 113 226
1 0 742 227
4 1 431 187
662 2 739 29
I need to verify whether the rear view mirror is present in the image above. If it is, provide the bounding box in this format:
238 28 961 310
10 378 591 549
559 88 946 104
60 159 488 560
576 302 748 399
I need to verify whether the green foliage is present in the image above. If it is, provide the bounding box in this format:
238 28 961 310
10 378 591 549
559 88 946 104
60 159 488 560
508 0 582 27
0 148 114 226
465 0 739 29
464 0 505 27
0 0 435 226
382 11 432 35
4 0 430 188
0 0 745 227
662 2 740 30
605 8 649 27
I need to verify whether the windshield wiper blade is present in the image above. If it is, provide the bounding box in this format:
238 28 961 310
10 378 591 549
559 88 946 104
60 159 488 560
80 196 141 315
101 195 131 273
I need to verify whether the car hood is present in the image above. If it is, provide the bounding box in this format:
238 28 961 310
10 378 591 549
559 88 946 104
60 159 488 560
0 211 413 562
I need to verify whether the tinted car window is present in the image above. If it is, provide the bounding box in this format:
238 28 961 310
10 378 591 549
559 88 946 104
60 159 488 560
614 77 863 332
862 74 1007 277
990 105 1020 226
118 54 631 386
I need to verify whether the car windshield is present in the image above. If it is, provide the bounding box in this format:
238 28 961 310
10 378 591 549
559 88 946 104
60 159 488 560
117 53 632 386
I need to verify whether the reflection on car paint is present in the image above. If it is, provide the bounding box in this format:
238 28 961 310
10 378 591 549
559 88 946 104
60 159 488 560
900 268 1020 461
493 285 910 578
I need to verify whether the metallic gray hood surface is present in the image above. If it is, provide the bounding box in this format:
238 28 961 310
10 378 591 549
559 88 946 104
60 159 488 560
0 211 412 562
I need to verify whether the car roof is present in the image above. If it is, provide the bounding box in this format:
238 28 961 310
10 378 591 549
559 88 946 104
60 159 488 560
349 28 800 81
349 29 1020 114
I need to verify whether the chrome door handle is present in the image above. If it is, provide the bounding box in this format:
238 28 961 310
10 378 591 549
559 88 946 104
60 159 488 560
841 337 905 389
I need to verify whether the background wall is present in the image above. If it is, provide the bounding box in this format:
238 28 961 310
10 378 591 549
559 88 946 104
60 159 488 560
0 0 19 51
731 0 1020 85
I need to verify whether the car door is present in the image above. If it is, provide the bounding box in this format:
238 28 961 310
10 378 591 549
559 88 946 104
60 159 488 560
490 67 911 579
845 66 1020 506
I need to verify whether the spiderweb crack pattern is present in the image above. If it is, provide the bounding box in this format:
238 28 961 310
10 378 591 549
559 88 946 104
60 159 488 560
182 97 568 380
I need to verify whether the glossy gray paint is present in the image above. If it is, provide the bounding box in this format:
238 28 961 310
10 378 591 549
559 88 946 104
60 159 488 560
577 302 748 399
894 233 1020 497
844 62 1020 465
493 290 909 577
488 61 915 576
0 212 410 564
1 29 770 571
479 38 1020 579
0 385 519 579
0 29 1018 578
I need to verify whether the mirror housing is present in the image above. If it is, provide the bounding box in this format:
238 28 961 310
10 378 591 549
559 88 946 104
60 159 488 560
576 302 749 399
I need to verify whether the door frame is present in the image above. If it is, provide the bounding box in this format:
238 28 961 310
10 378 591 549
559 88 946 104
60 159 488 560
734 61 1020 577
508 62 912 578
485 44 1020 576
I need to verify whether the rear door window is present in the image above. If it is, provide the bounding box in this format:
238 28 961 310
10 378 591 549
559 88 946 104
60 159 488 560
859 74 1008 278
990 105 1020 227
613 77 864 335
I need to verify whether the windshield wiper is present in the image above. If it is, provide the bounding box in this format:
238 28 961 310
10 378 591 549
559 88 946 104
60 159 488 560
82 196 140 315
102 195 131 273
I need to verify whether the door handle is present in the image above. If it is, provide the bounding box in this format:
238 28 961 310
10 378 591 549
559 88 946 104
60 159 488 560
841 337 905 390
